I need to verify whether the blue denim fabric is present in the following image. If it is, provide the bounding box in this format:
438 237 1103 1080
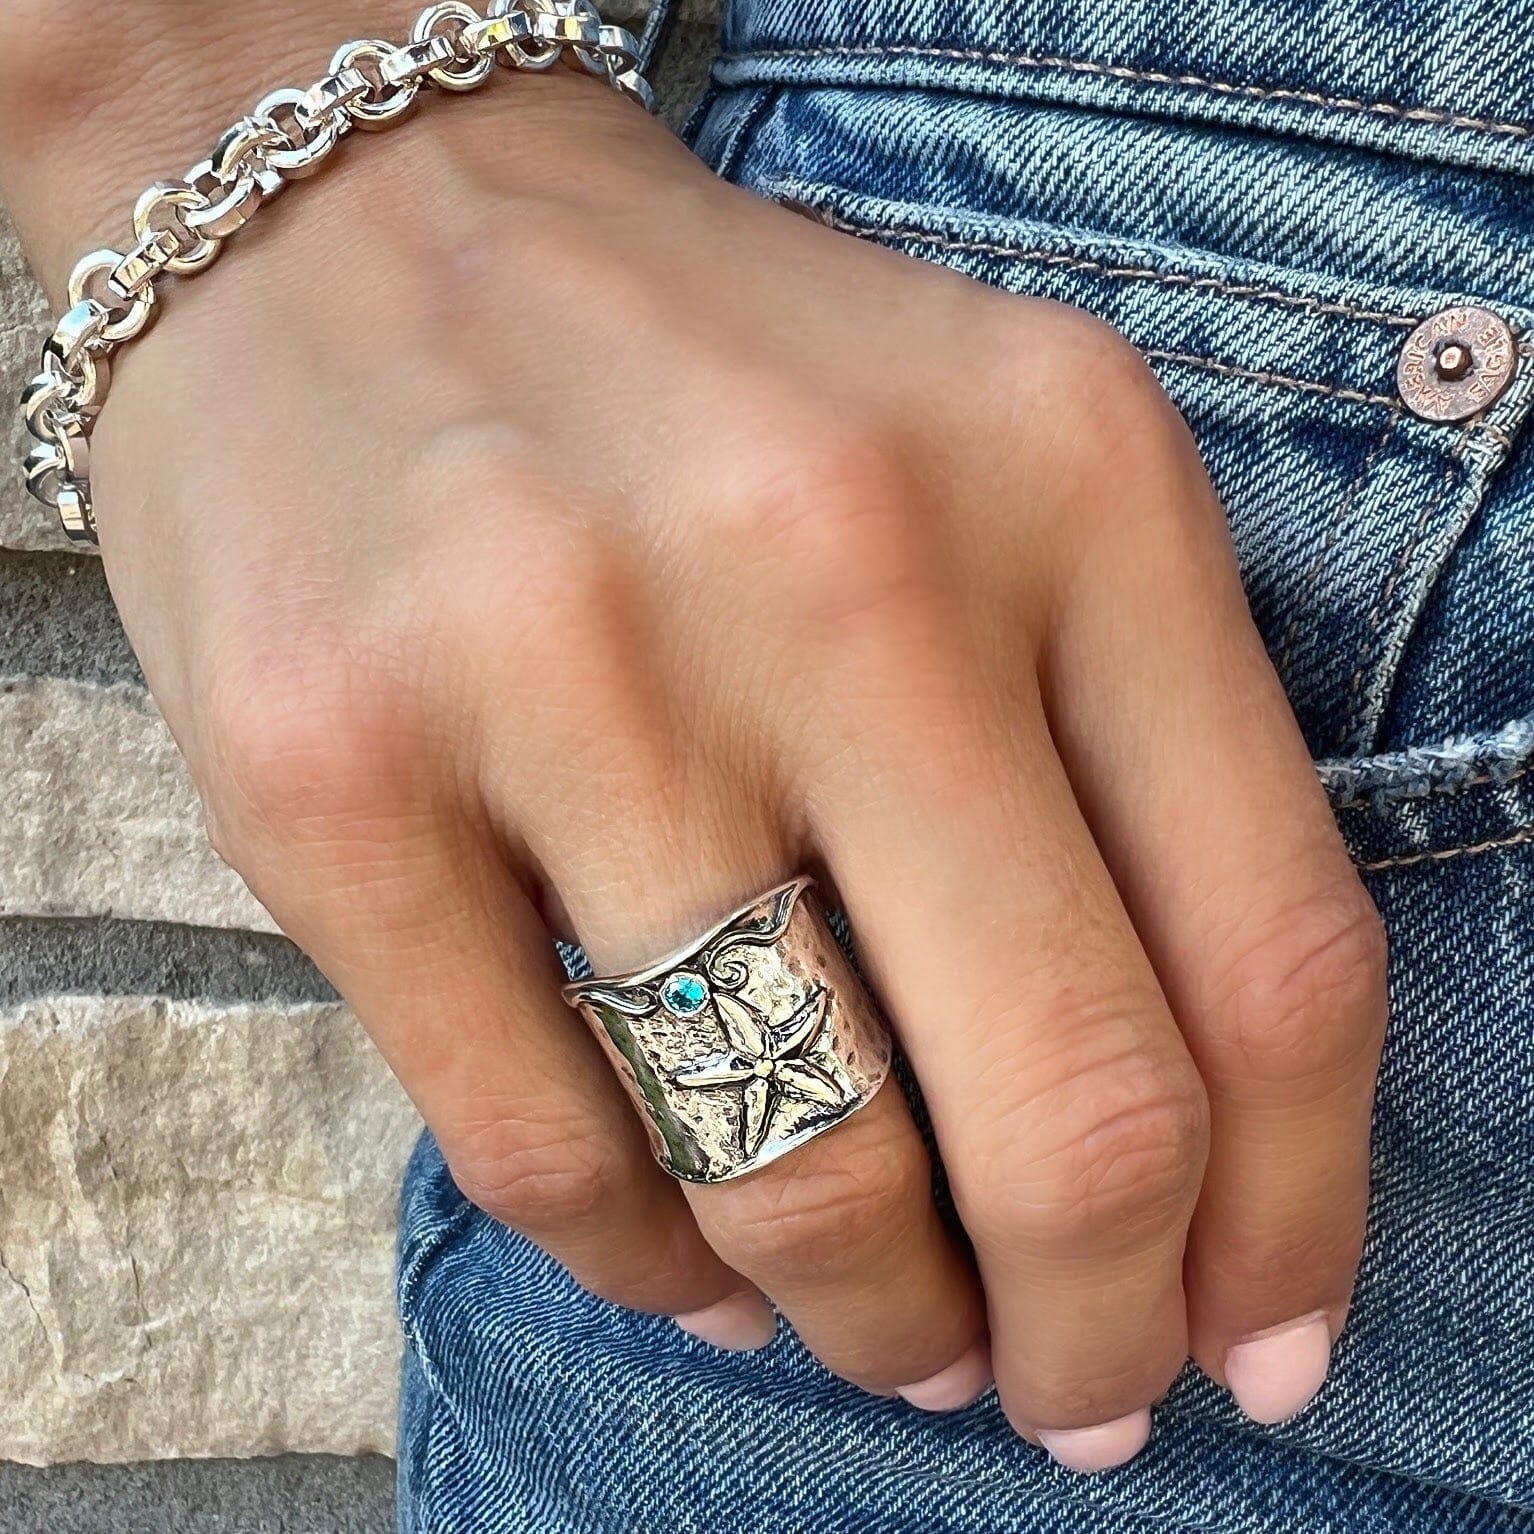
397 3 1534 1528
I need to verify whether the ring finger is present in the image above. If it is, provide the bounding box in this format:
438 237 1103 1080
524 747 992 1408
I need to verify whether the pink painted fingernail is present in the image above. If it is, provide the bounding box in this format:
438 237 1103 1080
673 1292 777 1352
1036 1409 1152 1473
896 1340 994 1411
1224 1311 1332 1424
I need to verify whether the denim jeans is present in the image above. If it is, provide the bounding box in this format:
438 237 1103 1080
396 1 1534 1528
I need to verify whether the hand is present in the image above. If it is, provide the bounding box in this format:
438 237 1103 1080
0 23 1386 1472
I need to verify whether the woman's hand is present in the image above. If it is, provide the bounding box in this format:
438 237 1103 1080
0 26 1386 1472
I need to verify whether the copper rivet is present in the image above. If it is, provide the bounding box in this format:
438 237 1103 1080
1397 306 1518 422
1434 342 1471 381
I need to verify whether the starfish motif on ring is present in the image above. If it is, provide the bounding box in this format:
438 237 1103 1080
669 986 847 1158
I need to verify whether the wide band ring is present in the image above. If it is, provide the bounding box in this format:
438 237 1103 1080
561 878 892 1184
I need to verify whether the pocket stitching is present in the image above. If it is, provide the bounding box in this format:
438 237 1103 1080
1342 432 1472 750
1323 716 1534 812
798 199 1518 425
1335 761 1532 809
1143 348 1398 407
714 84 781 182
799 201 1423 327
1360 822 1534 871
721 44 1534 142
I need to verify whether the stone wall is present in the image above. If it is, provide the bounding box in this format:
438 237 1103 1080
0 11 717 1468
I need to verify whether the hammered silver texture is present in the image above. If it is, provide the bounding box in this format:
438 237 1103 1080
563 879 894 1184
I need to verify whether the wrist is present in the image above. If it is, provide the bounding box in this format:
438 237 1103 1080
0 2 396 291
0 1 647 298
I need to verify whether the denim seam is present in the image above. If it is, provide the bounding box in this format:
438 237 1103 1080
796 204 1423 327
411 1370 447 1534
715 84 781 182
796 204 1421 405
1324 717 1534 809
719 45 1534 141
1342 432 1472 750
1143 349 1399 409
397 1198 478 1405
1360 822 1534 871
796 196 1523 430
1280 407 1403 690
1335 760 1531 807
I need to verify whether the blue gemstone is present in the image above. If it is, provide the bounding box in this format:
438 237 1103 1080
661 971 708 1015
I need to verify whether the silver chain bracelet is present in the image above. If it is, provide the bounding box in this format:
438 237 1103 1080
18 0 653 546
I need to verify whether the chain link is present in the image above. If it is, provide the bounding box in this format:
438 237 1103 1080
18 0 652 545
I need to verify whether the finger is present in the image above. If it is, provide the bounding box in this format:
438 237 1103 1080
201 716 757 1330
531 757 991 1406
1041 444 1387 1424
809 633 1209 1468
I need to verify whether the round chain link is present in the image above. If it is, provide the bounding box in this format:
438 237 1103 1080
184 157 267 238
412 3 497 90
133 182 224 275
329 39 421 128
66 250 159 344
18 0 651 545
253 88 347 178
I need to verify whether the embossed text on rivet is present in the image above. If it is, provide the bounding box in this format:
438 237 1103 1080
1397 306 1517 423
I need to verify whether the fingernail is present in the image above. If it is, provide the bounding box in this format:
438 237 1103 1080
1224 1311 1332 1424
673 1292 777 1352
896 1340 994 1411
1036 1410 1152 1473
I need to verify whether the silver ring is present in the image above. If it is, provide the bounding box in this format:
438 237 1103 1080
562 877 892 1184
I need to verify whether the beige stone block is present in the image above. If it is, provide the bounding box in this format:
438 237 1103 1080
0 995 421 1465
0 675 278 933
1 205 67 553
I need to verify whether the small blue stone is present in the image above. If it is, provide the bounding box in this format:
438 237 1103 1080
661 971 708 1016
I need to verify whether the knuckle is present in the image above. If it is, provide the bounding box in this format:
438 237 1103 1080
720 414 935 634
1206 884 1388 1089
1000 308 1166 444
1014 1347 1185 1430
963 1017 1208 1255
1005 310 1218 548
1202 1209 1364 1310
201 655 429 848
451 1119 631 1233
1059 317 1179 449
714 1120 931 1281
